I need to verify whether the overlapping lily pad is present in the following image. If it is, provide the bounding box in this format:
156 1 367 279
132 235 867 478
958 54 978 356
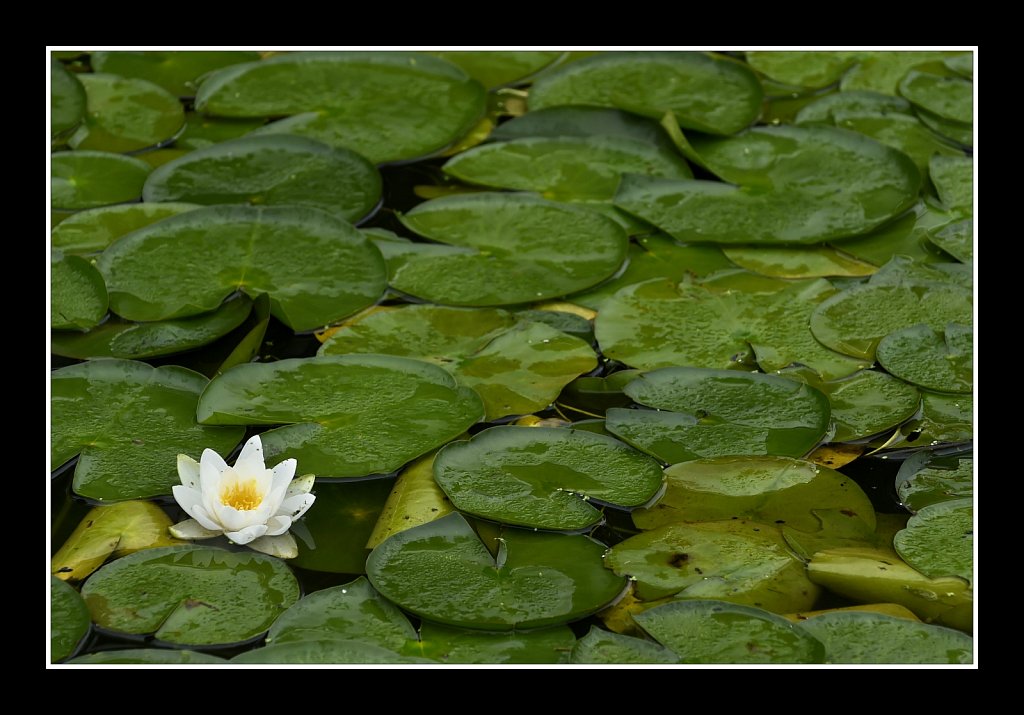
831 201 957 266
607 369 830 464
428 51 564 88
143 135 381 223
366 451 453 549
890 390 973 449
91 50 262 96
51 359 244 501
900 70 973 126
51 58 85 142
196 52 486 164
97 205 386 332
81 545 299 647
893 498 973 583
834 114 964 176
529 52 763 135
840 51 966 94
51 151 151 210
928 218 973 263
68 74 185 153
69 649 228 664
51 251 107 330
196 354 483 479
797 610 971 664
433 426 664 531
393 193 628 305
896 455 973 512
877 323 972 393
745 51 859 89
570 627 679 664
797 90 914 124
366 512 627 630
51 202 199 254
319 305 596 420
929 154 973 214
51 577 90 662
721 246 876 279
490 106 680 149
233 639 434 664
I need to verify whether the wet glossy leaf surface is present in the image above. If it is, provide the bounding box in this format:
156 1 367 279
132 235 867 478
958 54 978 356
51 577 90 662
900 70 973 125
897 456 973 513
721 245 876 278
234 639 433 664
928 218 973 262
840 52 967 94
91 50 261 96
429 51 564 88
51 59 85 141
570 626 679 664
366 451 453 549
51 202 199 254
51 252 107 330
877 323 973 393
929 155 973 214
893 498 973 583
69 649 227 664
69 74 185 153
51 151 151 210
745 51 858 89
797 611 971 663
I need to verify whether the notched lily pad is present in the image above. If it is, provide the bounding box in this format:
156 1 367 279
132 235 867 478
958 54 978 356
51 577 90 662
570 626 678 664
797 610 971 664
51 202 200 255
69 73 185 153
877 323 972 393
51 151 151 210
51 251 108 331
893 498 973 584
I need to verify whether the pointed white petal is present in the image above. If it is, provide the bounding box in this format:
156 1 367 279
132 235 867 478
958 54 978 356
169 519 222 540
213 503 261 533
285 474 316 498
177 455 201 490
234 435 267 476
224 523 268 545
277 493 316 521
191 504 223 532
264 515 292 536
271 459 296 489
200 449 229 494
248 532 298 559
172 485 215 525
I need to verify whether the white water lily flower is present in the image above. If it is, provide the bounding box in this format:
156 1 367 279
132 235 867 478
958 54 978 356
169 435 315 559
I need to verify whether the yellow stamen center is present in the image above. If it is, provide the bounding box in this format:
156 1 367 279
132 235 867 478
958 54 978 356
220 480 263 511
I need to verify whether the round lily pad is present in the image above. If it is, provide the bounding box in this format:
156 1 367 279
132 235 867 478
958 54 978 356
835 114 963 177
319 304 596 420
929 154 973 214
176 112 269 150
51 577 90 662
97 205 386 332
196 354 483 479
68 649 227 664
443 135 691 201
51 202 200 254
900 70 973 125
634 600 825 664
51 359 244 501
393 193 628 306
233 639 434 664
51 58 85 142
570 626 678 664
877 323 972 393
68 74 185 153
529 52 763 135
51 151 151 210
840 51 965 94
51 251 107 331
81 545 299 647
197 51 486 164
410 622 576 664
918 108 973 148
893 498 973 584
721 245 876 279
595 272 869 380
490 106 679 148
796 90 914 124
746 51 859 89
433 426 664 531
429 51 564 88
892 390 973 449
607 368 830 464
366 512 626 630
143 135 381 223
91 50 262 96
928 218 973 263
896 456 973 513
797 610 972 664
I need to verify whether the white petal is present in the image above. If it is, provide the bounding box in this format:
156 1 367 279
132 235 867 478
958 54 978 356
200 448 229 494
234 435 267 477
277 493 316 521
177 455 200 490
271 459 296 489
191 504 223 532
264 515 292 536
213 503 262 533
224 523 268 545
248 532 298 559
285 474 316 498
172 485 221 530
169 519 222 540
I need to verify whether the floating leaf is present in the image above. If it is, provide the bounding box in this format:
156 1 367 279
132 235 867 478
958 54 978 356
797 611 972 664
433 426 663 531
97 205 386 332
490 106 680 151
91 50 262 96
366 451 454 549
319 304 596 420
917 108 973 147
81 545 299 646
51 251 107 331
607 368 830 463
408 622 575 664
894 498 973 584
393 193 627 305
68 74 185 153
929 154 973 214
745 51 859 89
897 456 973 512
51 577 90 662
233 640 433 664
51 500 179 582
556 370 641 418
840 52 966 94
51 58 85 142
900 70 973 125
428 51 563 88
831 201 956 266
529 52 763 135
633 600 825 664
366 512 626 630
197 51 486 164
69 649 227 664
721 245 876 278
928 218 973 263
835 114 963 176
197 354 483 479
783 602 920 623
890 391 972 449
176 112 268 150
52 360 243 501
143 135 381 223
570 626 678 664
877 323 972 393
51 151 151 210
51 202 199 254
795 90 913 124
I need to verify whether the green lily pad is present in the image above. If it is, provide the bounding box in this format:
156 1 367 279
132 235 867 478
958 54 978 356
51 251 107 330
917 108 973 147
797 610 972 664
68 74 185 153
607 369 830 464
929 154 973 214
51 58 86 142
745 51 859 89
796 90 914 123
894 498 973 584
490 106 679 149
68 649 227 664
570 626 678 664
175 112 268 150
944 55 973 79
50 293 252 360
197 354 483 479
96 205 386 332
197 51 486 164
632 456 876 537
515 309 593 341
555 370 641 418
51 359 244 501
80 545 300 647
721 245 876 278
291 478 393 573
928 218 973 262
51 202 200 254
840 52 966 94
831 201 957 266
529 52 763 135
877 323 973 393
605 519 819 610
319 304 596 420
51 151 151 210
633 600 825 664
864 254 971 289
900 70 973 125
393 193 627 305
233 640 434 664
891 390 973 449
91 50 262 96
443 135 691 202
366 451 454 549
366 512 627 630
835 114 964 177
897 454 973 513
407 622 575 664
595 272 869 380
51 577 90 662
433 426 664 531
428 51 564 89
143 135 381 223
